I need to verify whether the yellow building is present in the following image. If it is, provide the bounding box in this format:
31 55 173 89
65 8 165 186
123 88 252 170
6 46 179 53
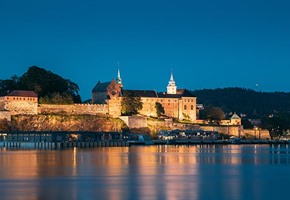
92 70 197 121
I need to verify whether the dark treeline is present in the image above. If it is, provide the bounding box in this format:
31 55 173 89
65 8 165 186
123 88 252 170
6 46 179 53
191 87 290 117
191 88 290 138
0 66 81 104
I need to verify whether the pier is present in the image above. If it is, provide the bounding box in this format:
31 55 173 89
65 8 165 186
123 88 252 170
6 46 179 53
0 131 289 149
0 131 132 149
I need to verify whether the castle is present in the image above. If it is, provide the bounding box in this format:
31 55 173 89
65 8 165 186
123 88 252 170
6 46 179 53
0 70 241 126
92 70 197 121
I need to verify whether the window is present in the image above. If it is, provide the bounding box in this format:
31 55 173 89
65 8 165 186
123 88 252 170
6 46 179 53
184 105 187 110
191 105 194 110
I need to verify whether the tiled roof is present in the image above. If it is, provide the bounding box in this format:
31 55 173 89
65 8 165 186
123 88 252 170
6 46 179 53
158 89 195 98
92 81 111 92
158 92 183 98
6 90 38 97
123 90 158 97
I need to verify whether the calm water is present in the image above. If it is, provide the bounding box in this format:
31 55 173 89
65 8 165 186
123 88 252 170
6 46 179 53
1 144 290 200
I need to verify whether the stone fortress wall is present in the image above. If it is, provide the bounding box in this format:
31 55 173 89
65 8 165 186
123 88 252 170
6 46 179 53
38 103 108 115
0 111 11 121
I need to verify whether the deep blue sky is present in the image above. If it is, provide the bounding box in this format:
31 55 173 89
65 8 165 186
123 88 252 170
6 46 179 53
1 0 290 100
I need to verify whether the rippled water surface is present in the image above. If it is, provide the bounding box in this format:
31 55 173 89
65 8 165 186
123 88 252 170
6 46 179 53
1 144 290 200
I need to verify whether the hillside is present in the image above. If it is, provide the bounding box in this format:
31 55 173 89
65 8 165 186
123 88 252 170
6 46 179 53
6 115 128 132
191 88 290 117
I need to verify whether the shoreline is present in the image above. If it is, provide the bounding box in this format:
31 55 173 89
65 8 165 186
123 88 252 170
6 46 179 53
0 139 289 150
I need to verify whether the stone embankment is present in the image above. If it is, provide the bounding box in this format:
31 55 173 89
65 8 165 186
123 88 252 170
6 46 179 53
9 114 127 132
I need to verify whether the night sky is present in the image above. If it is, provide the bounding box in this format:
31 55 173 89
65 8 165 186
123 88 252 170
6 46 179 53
1 0 289 100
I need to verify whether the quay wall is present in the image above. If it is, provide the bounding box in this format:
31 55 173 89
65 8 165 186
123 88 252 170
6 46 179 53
243 129 270 139
38 104 108 115
147 119 270 139
200 125 244 138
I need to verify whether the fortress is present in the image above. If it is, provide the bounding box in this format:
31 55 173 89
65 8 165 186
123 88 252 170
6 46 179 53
0 70 198 122
0 70 241 125
1 70 272 138
92 70 197 121
0 70 242 128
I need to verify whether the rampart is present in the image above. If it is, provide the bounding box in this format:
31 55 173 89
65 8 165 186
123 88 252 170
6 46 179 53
119 116 148 128
0 111 11 121
38 104 108 115
0 100 38 115
243 129 270 139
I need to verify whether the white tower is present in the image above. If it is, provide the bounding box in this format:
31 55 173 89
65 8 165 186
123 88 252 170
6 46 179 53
167 70 177 94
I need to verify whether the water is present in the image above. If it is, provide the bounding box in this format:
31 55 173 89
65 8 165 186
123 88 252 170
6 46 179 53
0 144 290 200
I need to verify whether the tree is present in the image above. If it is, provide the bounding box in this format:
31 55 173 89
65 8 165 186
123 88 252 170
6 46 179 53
39 92 74 104
241 118 254 129
261 112 290 139
0 66 82 103
200 105 225 121
155 102 165 117
121 91 143 116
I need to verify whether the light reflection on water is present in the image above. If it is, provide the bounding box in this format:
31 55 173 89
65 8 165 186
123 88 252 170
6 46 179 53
0 144 290 200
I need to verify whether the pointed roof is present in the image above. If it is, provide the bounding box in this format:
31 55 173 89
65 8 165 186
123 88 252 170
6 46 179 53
5 90 38 97
168 71 176 85
170 71 174 82
92 81 111 92
123 90 157 97
231 113 241 119
116 69 122 84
